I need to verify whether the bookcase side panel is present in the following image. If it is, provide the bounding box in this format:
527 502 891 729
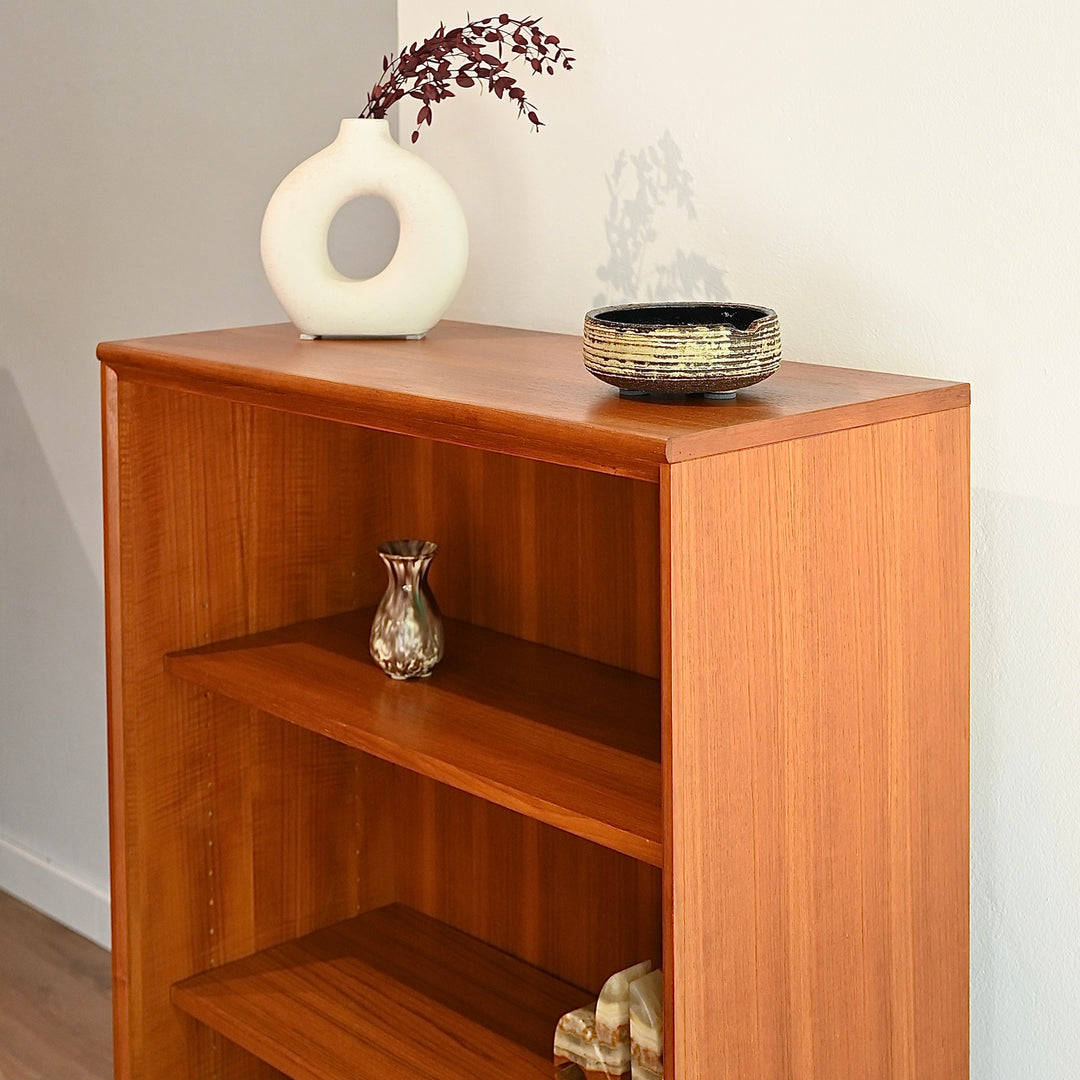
665 409 969 1079
105 379 393 1078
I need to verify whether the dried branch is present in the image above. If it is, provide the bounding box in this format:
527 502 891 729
359 14 575 143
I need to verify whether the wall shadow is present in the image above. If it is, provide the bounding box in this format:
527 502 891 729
594 131 728 307
0 369 109 893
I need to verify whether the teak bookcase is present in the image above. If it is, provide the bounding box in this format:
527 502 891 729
100 322 970 1080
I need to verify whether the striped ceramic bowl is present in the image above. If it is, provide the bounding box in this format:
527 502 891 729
583 302 781 396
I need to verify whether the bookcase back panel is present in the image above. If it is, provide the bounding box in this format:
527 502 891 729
381 766 663 995
373 433 661 678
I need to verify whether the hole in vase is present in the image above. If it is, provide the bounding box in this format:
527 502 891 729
327 196 400 280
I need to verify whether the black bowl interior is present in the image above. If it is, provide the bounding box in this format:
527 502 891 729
592 304 767 331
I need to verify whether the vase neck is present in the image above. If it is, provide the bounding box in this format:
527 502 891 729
380 552 433 591
335 117 394 148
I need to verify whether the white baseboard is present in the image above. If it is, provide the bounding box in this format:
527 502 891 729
0 833 111 949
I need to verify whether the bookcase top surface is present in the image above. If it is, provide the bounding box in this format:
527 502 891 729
99 321 968 481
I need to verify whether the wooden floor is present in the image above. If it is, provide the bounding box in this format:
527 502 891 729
0 890 112 1080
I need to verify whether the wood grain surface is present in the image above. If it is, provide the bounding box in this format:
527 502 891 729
166 609 663 865
664 408 969 1080
385 770 662 996
0 890 113 1080
98 322 969 481
172 904 592 1080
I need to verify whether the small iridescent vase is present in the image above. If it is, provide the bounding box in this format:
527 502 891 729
369 540 444 680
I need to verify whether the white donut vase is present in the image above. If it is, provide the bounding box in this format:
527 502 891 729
260 118 468 338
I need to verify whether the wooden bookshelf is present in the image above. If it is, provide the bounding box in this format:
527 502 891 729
101 321 970 1079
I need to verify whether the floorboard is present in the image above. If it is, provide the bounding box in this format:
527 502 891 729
0 890 112 1080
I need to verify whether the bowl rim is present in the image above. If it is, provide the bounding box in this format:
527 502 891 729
584 301 777 333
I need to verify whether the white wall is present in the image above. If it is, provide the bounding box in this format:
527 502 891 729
399 2 1080 1076
0 0 397 947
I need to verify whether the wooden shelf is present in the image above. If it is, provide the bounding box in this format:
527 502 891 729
98 321 970 481
172 904 591 1080
166 610 663 866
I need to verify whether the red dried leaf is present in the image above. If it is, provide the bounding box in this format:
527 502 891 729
360 14 573 136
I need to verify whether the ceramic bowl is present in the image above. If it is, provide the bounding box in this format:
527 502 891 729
583 302 782 396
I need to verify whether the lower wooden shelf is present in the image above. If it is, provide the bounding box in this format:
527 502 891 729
171 904 590 1080
166 609 662 866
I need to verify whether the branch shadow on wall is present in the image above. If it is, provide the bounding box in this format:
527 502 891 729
594 131 728 307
